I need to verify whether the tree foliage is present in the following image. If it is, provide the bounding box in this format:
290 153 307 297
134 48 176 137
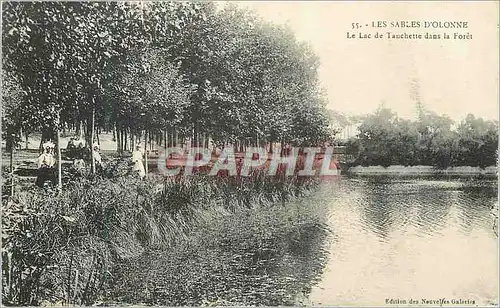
2 2 332 150
349 108 498 168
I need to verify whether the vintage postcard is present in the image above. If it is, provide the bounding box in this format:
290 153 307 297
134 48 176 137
1 1 498 307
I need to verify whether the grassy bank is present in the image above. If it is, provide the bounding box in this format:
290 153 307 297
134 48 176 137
2 164 329 306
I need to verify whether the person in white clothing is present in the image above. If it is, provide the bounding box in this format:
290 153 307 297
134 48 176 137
36 141 56 187
92 143 103 172
131 144 146 179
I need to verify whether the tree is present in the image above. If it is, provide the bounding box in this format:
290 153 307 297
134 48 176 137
2 73 25 196
415 111 455 168
454 114 498 168
105 48 192 149
350 107 498 168
3 1 334 181
356 107 398 166
2 2 147 178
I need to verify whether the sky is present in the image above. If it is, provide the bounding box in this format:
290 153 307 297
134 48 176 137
222 1 499 122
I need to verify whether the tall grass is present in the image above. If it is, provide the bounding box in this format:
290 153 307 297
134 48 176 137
2 159 329 306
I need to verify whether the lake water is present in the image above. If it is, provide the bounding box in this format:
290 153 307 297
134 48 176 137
305 175 498 306
50 174 497 306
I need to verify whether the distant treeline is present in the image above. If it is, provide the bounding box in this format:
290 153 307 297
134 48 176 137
346 108 498 168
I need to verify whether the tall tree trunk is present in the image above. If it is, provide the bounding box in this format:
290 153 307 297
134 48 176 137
57 112 62 190
164 130 167 148
79 122 84 140
9 141 14 196
84 120 92 151
120 129 124 153
91 104 96 175
116 125 121 153
131 133 135 152
191 127 195 147
118 129 121 152
124 129 128 152
24 131 29 150
144 130 148 175
39 138 43 153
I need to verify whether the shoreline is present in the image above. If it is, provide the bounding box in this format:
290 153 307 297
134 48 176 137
345 165 498 176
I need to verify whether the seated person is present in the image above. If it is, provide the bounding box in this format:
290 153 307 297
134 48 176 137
72 153 86 175
92 143 103 172
36 141 56 187
73 137 85 149
66 137 76 150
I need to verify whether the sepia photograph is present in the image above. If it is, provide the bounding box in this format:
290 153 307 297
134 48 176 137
1 1 498 306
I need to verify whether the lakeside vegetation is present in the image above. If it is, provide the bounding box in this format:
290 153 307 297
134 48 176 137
345 108 498 169
2 170 329 306
2 2 332 306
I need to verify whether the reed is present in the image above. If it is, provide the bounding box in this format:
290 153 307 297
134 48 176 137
2 163 326 306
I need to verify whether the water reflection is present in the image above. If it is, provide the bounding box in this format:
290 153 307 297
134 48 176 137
308 176 498 306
